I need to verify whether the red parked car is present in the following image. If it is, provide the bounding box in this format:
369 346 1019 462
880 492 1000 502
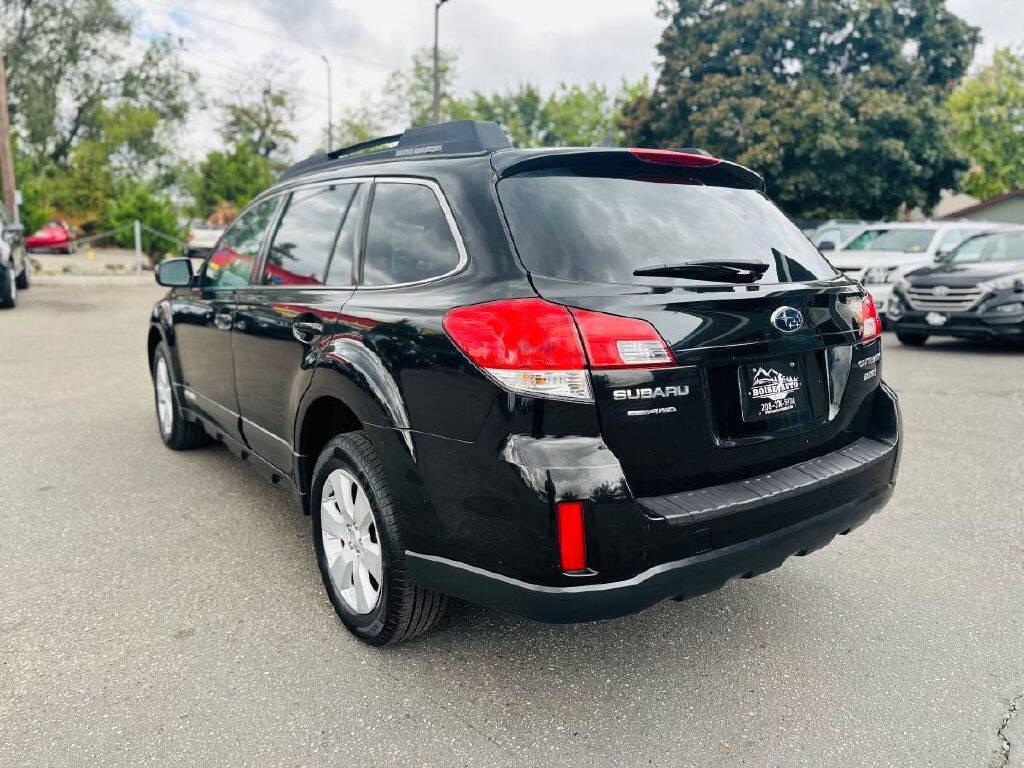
25 220 76 254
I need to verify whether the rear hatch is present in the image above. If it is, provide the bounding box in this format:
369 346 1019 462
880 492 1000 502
494 150 882 497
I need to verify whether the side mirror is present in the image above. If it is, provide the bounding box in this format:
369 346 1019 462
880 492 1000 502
155 258 194 287
818 241 836 251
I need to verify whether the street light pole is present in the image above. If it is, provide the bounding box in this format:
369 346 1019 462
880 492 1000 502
432 0 450 125
320 55 333 149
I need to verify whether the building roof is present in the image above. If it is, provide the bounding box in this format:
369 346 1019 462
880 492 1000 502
941 190 1024 219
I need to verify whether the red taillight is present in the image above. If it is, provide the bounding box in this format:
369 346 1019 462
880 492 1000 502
443 298 590 401
443 298 676 401
569 307 673 369
630 148 721 168
556 501 586 572
860 293 882 342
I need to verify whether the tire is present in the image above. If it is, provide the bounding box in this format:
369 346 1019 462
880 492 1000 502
0 262 17 309
15 260 29 290
896 332 928 346
312 433 448 646
151 342 208 450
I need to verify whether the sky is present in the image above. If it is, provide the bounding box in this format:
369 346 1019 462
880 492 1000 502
129 0 1024 161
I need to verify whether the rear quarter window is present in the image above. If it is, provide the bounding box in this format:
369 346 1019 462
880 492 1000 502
497 173 837 286
361 182 462 286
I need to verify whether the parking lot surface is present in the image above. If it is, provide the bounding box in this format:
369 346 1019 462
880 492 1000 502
2 283 1023 767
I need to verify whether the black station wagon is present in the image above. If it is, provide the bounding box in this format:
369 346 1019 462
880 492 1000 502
148 121 901 645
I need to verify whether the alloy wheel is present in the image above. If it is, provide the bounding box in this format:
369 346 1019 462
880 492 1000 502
320 468 383 614
155 357 173 437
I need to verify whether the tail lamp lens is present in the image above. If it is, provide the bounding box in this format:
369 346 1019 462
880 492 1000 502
443 298 675 401
556 501 586 572
569 307 673 368
859 293 882 342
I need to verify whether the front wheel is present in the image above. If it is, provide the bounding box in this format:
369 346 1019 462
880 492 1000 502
15 261 29 290
312 433 448 645
896 332 929 346
152 342 208 450
0 262 17 308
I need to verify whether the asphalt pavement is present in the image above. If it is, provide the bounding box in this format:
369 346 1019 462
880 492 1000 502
2 283 1023 767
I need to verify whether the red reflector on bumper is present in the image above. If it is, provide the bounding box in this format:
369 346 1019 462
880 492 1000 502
557 501 586 572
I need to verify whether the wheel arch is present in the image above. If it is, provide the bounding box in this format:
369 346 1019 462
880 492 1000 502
294 394 364 513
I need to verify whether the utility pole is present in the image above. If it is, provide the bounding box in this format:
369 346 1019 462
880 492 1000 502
0 49 18 223
320 55 333 149
432 0 450 124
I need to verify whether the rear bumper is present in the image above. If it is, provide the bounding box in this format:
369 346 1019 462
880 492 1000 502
408 480 892 622
407 385 901 623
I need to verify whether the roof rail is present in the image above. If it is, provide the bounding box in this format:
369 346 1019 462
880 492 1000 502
326 133 403 160
279 120 513 182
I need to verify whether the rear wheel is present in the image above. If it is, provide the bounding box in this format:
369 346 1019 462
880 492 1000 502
312 433 448 645
896 332 928 346
0 262 17 309
152 342 208 449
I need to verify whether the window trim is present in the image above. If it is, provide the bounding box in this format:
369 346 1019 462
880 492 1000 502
199 194 285 291
252 178 367 290
354 177 469 291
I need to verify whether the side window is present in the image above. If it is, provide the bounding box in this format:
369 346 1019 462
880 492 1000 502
937 229 962 252
205 197 278 289
325 184 368 286
362 183 461 286
261 183 357 286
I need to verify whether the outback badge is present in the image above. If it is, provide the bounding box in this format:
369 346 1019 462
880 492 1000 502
771 306 804 333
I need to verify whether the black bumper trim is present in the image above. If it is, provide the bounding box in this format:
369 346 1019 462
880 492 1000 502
405 481 893 623
639 435 893 523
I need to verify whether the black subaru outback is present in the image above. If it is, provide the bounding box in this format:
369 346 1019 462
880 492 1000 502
148 121 901 645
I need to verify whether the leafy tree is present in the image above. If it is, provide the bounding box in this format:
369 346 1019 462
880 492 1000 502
458 81 643 147
384 47 459 127
627 0 980 219
187 141 274 217
218 63 298 162
0 0 196 168
948 47 1024 200
101 183 180 257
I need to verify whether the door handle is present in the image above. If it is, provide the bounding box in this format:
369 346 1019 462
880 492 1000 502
214 310 233 331
292 319 324 344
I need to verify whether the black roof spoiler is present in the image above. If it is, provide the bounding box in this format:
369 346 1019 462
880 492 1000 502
279 120 513 181
489 147 765 192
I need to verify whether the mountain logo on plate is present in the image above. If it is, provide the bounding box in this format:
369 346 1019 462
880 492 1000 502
749 367 802 416
770 306 804 333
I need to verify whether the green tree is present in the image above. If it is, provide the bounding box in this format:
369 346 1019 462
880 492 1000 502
628 0 980 219
0 1 196 167
459 81 643 147
187 141 274 217
384 47 459 127
218 63 298 162
101 183 180 257
948 47 1024 200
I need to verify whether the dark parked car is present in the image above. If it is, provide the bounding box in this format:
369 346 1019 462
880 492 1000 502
1 208 29 308
148 121 901 645
889 228 1024 345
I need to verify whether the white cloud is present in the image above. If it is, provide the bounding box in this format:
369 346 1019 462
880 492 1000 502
129 0 1021 161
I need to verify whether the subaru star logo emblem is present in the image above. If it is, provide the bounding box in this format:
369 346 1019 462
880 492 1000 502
933 285 950 297
771 306 804 333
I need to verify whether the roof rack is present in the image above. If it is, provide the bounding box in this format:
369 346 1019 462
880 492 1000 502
279 120 513 182
326 133 403 160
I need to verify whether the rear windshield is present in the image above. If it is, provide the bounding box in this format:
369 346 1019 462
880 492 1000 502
845 228 935 253
497 173 838 286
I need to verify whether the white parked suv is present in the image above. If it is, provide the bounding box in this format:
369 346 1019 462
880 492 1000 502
829 220 1009 315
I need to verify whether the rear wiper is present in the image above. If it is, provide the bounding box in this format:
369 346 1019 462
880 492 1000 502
633 260 770 283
